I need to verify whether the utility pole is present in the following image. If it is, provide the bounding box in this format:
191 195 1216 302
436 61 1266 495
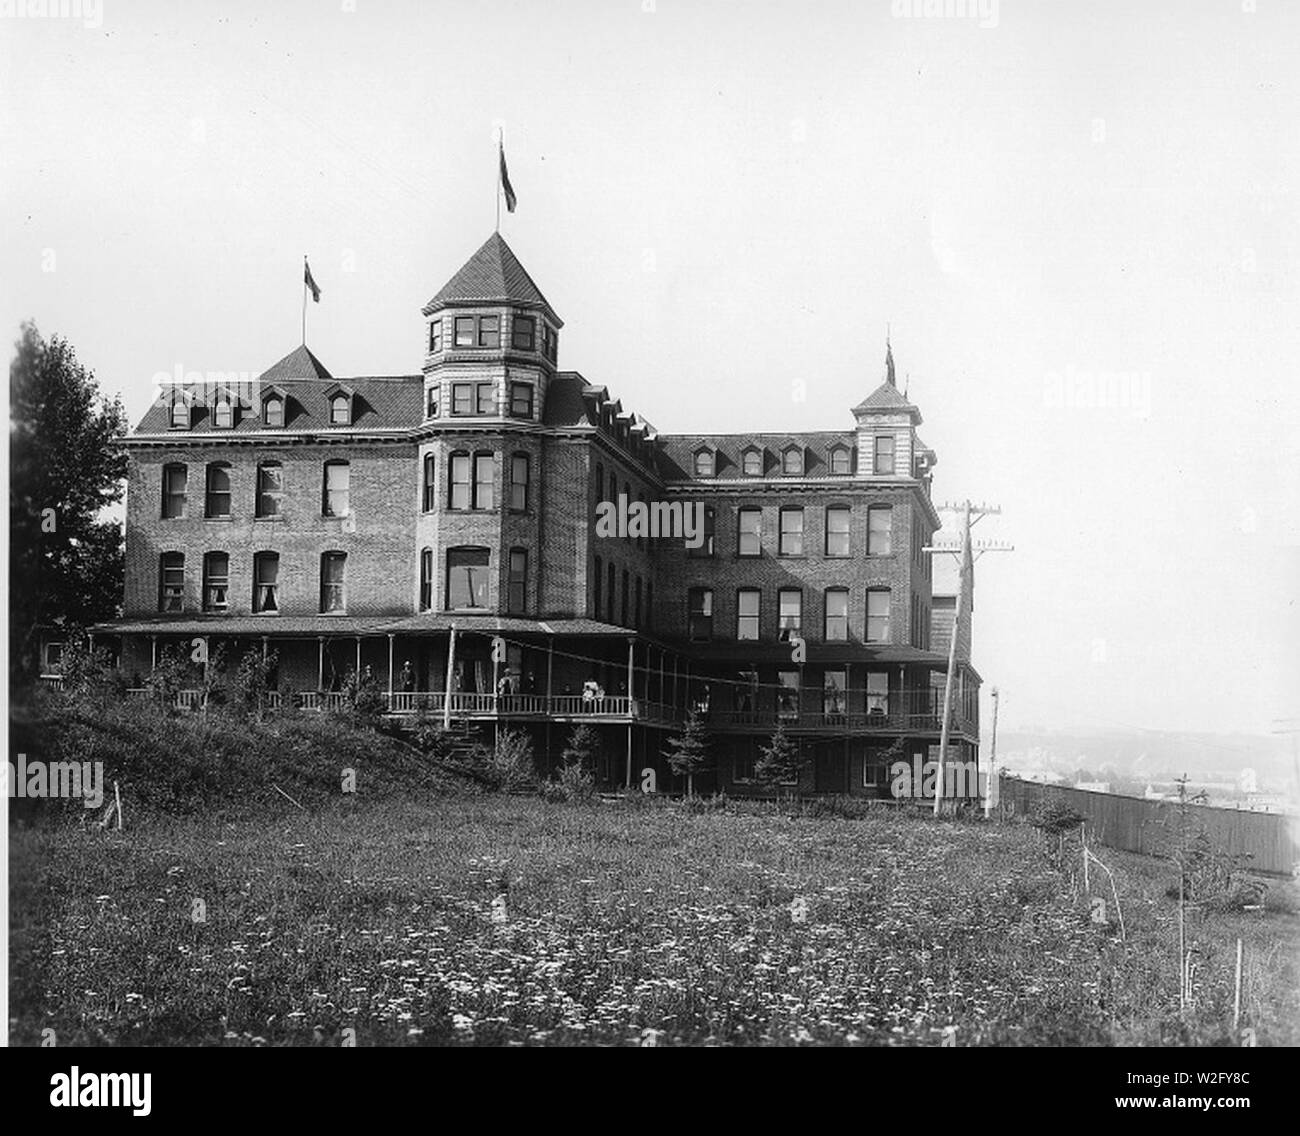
985 685 1000 820
924 500 1012 816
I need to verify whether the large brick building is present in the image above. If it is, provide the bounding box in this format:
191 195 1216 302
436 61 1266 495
96 232 981 795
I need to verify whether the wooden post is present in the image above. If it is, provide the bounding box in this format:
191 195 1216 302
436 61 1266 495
934 500 971 816
1234 938 1243 1029
114 780 123 831
355 636 362 678
150 635 158 671
985 686 1000 820
317 637 325 690
387 634 395 699
443 626 457 730
546 636 554 705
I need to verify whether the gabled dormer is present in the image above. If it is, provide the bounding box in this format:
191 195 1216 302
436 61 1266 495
261 385 289 427
779 443 805 476
851 339 925 480
166 388 195 430
211 387 240 429
741 445 764 476
692 444 717 478
324 383 355 426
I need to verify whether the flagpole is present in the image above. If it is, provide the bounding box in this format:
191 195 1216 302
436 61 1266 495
495 128 502 233
302 255 308 345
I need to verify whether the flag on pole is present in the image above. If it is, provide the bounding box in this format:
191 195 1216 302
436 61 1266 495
304 259 322 303
499 140 517 213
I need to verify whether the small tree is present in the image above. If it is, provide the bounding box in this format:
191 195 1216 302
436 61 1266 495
561 723 601 774
665 710 710 797
144 644 191 712
754 721 806 801
231 647 279 719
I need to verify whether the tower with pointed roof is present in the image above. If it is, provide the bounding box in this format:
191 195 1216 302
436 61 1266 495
851 341 936 486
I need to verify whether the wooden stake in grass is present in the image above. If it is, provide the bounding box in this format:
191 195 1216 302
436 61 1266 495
114 780 122 831
1233 938 1243 1030
272 783 306 811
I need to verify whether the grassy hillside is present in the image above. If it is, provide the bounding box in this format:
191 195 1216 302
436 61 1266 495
11 793 1299 1047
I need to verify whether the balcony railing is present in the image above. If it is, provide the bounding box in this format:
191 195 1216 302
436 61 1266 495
708 706 976 734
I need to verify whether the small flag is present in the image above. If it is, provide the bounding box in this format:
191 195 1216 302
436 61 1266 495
304 259 321 303
499 140 517 213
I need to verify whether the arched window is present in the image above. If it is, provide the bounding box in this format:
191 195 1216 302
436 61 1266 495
829 446 851 475
782 447 804 475
253 552 280 613
213 397 235 429
205 462 232 518
263 395 284 427
203 552 230 612
161 463 187 518
169 398 190 429
423 454 437 512
158 552 184 612
322 461 350 517
256 462 283 518
606 562 616 623
593 555 603 617
320 552 346 613
694 450 715 477
329 393 351 426
419 548 433 611
742 448 763 476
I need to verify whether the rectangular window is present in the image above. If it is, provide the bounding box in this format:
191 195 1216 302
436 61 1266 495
510 382 534 418
508 549 527 614
824 589 849 641
593 555 603 616
426 386 439 417
423 454 437 511
621 569 630 627
734 670 759 713
738 508 762 557
866 671 889 716
825 506 850 557
446 547 490 610
454 316 475 347
874 434 895 475
606 562 616 622
778 589 802 640
477 315 500 348
450 454 472 510
779 508 804 556
688 506 715 558
419 548 433 612
475 382 496 415
256 463 283 518
634 576 643 628
867 589 890 643
512 315 536 350
253 552 279 613
203 552 229 612
473 453 494 509
320 552 346 613
777 671 800 720
159 553 184 612
868 506 892 555
162 464 187 518
736 588 760 640
823 669 847 716
452 383 474 416
429 320 442 352
688 587 713 641
510 454 529 511
323 462 350 517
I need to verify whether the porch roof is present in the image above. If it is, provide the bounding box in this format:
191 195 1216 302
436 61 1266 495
93 614 646 639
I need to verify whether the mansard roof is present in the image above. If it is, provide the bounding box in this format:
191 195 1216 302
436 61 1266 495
423 233 562 326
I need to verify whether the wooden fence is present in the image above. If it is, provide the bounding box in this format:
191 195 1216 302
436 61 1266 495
997 775 1300 878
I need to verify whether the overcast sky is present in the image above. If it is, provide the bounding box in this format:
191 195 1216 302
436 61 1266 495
3 0 1297 738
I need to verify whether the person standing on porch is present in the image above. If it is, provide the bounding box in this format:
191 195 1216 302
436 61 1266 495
401 660 415 692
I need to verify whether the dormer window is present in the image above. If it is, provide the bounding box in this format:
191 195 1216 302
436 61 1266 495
829 446 851 475
781 446 804 475
169 398 190 429
213 397 235 429
263 395 285 428
328 392 352 426
742 448 763 476
694 449 715 478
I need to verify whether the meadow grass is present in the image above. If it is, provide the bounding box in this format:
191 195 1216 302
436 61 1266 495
11 793 1298 1046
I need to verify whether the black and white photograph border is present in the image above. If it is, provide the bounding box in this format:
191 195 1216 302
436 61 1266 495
3 0 1299 1077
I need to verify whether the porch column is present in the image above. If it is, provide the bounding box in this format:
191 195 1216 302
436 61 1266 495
317 637 325 689
545 636 554 705
658 648 664 709
150 635 158 671
386 634 395 698
626 638 634 705
443 626 457 730
355 636 361 677
261 636 268 663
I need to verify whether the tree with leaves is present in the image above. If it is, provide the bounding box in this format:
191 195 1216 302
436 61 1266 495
9 323 127 679
665 709 710 797
754 720 807 800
